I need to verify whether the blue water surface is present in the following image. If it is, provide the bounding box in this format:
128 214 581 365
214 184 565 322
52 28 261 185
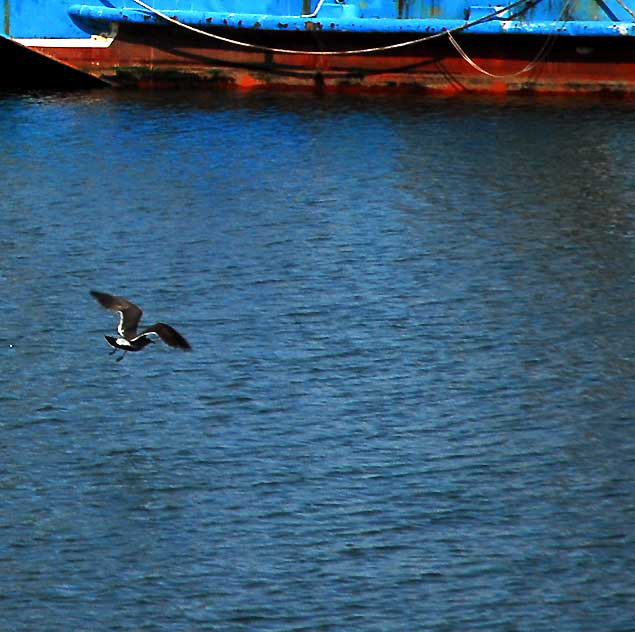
1 89 635 631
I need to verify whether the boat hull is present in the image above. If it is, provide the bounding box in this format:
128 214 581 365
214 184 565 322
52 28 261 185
25 23 635 95
0 35 103 88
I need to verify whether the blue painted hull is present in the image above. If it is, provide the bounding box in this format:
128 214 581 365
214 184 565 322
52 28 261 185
5 0 635 94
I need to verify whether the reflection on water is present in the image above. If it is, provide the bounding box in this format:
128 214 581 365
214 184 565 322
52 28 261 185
1 89 635 631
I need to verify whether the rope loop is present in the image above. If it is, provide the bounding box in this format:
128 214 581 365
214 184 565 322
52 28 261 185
447 0 571 79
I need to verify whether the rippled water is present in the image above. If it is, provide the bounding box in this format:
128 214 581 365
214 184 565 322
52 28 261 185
2 89 635 631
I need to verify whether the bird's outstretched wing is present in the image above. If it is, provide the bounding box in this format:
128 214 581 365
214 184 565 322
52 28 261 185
137 323 191 350
90 290 143 339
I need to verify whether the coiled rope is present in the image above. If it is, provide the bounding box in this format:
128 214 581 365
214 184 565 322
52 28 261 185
129 0 540 56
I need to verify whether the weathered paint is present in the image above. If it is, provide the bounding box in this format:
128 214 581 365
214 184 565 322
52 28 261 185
66 5 635 37
22 23 635 95
9 0 635 37
8 0 635 95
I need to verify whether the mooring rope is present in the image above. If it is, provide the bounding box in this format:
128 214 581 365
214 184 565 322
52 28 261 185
301 0 327 18
615 0 635 21
447 29 550 78
129 0 540 57
447 0 571 78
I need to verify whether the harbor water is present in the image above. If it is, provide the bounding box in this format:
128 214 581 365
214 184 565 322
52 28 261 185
1 89 635 631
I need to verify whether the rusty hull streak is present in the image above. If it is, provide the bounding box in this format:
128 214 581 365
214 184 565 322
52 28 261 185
25 21 635 96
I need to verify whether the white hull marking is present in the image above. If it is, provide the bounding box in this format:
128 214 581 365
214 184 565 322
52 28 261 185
14 28 117 49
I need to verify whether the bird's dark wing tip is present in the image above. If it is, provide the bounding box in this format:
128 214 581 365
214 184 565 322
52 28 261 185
143 323 191 350
90 290 110 303
90 290 109 307
171 330 192 351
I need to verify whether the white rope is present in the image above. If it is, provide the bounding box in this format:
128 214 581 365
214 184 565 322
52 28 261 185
301 0 326 18
447 0 570 78
448 30 545 77
615 0 635 21
129 0 538 57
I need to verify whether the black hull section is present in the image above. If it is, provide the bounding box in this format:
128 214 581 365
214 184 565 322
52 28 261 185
0 37 104 89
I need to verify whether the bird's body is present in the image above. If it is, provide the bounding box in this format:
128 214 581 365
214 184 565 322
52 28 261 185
91 290 191 361
104 335 154 353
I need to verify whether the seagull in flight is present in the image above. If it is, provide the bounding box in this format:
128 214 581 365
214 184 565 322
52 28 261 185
91 290 191 361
